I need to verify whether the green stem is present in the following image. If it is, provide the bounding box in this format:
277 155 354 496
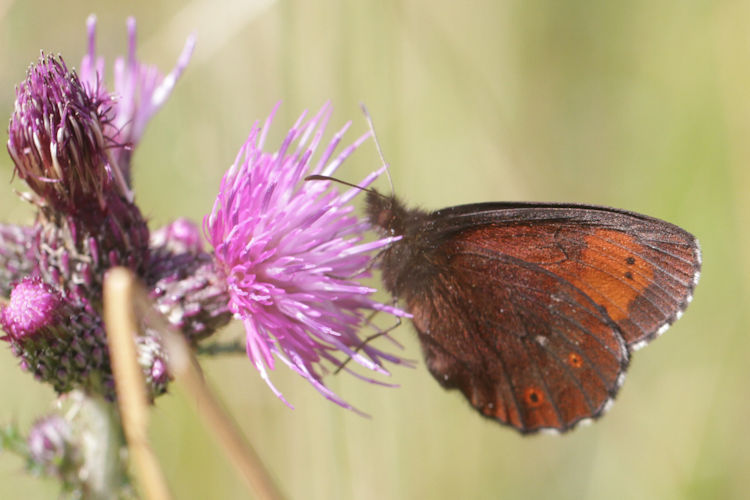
196 339 246 356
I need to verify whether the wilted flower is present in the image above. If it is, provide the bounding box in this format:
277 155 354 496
205 103 408 410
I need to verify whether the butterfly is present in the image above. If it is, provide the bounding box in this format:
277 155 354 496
365 193 701 434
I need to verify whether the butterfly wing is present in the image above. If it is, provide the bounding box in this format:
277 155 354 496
407 203 700 433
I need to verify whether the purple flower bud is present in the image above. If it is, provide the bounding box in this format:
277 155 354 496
0 278 116 398
0 277 62 340
150 218 204 254
152 358 167 384
27 414 80 480
136 334 172 399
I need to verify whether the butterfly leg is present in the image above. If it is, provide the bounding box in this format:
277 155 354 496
334 302 403 374
326 247 389 281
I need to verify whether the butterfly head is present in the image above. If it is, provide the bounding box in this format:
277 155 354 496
365 190 412 237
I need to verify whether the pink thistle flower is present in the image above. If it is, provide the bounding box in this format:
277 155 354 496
79 15 195 186
205 103 409 411
0 277 62 341
2 16 196 400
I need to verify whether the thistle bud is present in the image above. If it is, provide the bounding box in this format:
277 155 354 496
7 54 118 214
27 414 81 483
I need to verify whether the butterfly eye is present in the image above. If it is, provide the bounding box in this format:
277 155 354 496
378 209 393 230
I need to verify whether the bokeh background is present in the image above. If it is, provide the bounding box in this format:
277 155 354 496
0 0 747 498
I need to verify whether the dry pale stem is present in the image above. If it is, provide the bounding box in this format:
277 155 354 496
103 267 284 500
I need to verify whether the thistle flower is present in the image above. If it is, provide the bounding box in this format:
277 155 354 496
6 49 151 300
79 15 195 186
1 17 197 401
205 103 408 410
3 15 406 414
0 277 112 395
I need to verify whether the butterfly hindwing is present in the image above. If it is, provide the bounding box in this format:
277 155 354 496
408 232 627 432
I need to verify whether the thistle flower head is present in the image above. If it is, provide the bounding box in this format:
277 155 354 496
150 217 204 254
1 16 197 401
0 276 62 341
79 15 195 185
7 54 117 213
205 104 408 410
0 277 113 395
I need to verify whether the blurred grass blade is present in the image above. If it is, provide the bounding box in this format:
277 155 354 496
104 267 284 500
103 268 172 500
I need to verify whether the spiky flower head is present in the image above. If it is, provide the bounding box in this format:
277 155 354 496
79 15 195 186
1 17 199 401
205 103 408 411
0 277 111 395
0 276 63 341
7 54 119 214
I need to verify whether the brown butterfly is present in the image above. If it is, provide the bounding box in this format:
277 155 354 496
365 193 701 434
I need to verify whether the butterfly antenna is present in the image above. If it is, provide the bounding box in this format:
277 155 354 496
304 174 380 196
360 103 395 198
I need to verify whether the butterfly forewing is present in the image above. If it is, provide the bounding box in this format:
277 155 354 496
431 203 701 349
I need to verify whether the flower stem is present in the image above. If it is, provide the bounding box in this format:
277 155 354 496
196 340 246 356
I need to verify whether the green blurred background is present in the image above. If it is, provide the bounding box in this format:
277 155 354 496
0 0 747 498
